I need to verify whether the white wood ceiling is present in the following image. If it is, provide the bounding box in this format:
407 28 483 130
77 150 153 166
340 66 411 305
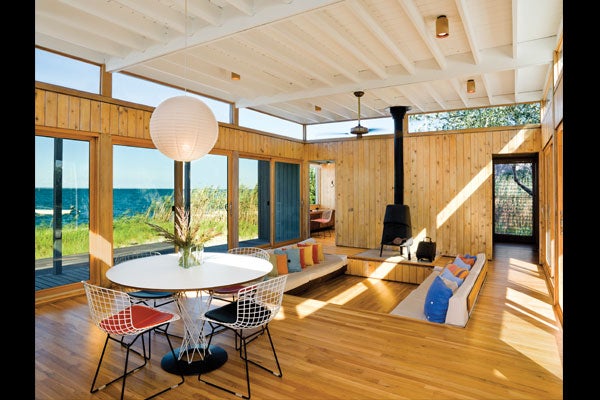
35 0 563 126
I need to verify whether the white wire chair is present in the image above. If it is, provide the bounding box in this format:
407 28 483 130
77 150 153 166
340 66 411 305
211 247 270 302
82 281 184 400
198 274 288 399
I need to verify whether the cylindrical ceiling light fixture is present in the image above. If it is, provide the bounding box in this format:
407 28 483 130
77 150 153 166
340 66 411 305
149 96 219 162
436 15 449 38
467 79 476 93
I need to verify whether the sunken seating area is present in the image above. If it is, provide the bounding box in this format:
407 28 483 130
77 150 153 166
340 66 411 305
389 253 487 327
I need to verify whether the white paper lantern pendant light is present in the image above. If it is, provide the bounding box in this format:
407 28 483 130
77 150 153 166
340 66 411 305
149 95 219 162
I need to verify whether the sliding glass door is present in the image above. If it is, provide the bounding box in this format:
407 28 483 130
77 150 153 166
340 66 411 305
238 157 270 246
35 136 90 291
275 161 300 242
190 154 228 251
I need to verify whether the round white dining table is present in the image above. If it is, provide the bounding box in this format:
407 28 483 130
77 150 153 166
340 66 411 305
106 251 272 375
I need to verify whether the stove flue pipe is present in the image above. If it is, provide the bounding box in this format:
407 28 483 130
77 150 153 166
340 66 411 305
389 106 411 205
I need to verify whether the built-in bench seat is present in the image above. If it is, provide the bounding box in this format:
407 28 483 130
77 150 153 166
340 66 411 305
389 253 487 327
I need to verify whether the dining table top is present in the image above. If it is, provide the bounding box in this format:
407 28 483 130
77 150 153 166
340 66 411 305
106 252 272 292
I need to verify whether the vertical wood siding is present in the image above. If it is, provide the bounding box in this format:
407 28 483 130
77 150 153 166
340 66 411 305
306 127 540 258
35 84 540 260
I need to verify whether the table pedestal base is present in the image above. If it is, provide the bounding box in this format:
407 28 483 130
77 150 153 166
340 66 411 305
161 345 228 375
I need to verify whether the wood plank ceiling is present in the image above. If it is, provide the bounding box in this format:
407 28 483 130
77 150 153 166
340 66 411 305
35 0 563 129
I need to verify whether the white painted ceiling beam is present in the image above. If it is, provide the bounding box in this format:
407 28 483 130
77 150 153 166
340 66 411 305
35 14 132 58
57 0 179 40
399 0 447 71
345 0 416 75
305 13 388 79
105 0 343 72
224 0 255 16
269 24 360 83
235 33 336 86
237 40 554 108
455 0 481 65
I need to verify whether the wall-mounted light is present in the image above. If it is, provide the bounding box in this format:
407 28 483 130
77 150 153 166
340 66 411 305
231 72 241 81
436 15 449 38
315 105 322 112
467 79 476 93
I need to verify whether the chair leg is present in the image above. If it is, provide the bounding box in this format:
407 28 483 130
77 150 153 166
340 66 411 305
90 334 149 398
91 327 184 399
199 325 282 400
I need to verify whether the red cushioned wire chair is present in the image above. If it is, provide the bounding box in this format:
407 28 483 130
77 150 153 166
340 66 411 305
113 251 179 349
311 209 333 237
82 281 184 400
211 247 270 303
199 274 288 400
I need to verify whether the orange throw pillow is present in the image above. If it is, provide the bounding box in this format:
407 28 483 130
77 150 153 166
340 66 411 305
297 244 315 266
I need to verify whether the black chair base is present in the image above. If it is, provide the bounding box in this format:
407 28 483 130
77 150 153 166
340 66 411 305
198 323 282 400
92 324 184 400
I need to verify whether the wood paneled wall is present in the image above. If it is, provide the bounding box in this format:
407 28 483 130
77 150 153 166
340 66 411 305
306 126 541 258
34 83 305 160
35 82 541 265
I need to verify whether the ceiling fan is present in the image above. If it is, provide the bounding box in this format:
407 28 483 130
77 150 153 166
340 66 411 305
310 91 386 139
350 91 369 138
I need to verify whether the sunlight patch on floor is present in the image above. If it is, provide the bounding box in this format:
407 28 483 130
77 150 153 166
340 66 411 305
294 298 329 318
326 282 368 305
367 262 396 279
500 286 563 379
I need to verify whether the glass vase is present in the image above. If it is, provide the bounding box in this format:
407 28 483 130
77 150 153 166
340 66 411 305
178 245 201 268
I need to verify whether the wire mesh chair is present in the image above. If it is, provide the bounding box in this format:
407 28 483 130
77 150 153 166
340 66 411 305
113 251 178 344
211 247 271 302
198 275 288 400
311 209 333 237
113 251 175 308
82 282 184 400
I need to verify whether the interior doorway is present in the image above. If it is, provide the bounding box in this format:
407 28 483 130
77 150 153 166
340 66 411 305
309 161 336 237
492 154 538 245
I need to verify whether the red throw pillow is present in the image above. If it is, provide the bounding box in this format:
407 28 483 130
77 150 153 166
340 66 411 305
458 255 475 266
447 263 469 279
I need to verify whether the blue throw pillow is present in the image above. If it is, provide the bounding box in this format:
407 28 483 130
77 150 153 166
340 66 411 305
441 267 464 286
424 276 453 323
274 248 302 273
453 256 472 271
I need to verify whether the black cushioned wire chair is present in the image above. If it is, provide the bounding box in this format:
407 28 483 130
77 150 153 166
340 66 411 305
211 247 270 302
82 281 184 400
113 251 178 345
199 274 288 400
113 251 175 308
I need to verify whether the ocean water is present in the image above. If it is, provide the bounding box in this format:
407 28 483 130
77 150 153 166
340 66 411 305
35 188 173 227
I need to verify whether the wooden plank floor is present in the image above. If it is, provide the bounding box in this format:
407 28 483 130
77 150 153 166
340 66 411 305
34 239 563 399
